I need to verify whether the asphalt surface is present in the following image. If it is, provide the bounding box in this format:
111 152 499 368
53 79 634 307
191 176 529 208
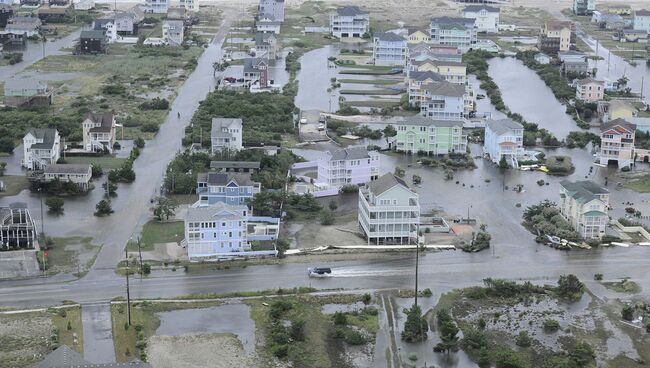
82 303 116 364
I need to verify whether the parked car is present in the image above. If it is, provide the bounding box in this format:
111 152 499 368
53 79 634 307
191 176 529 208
308 267 332 277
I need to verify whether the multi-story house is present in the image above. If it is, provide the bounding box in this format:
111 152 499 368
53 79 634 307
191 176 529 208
408 70 446 107
394 116 467 155
144 0 168 14
559 180 609 239
196 172 261 206
0 5 14 28
463 5 499 33
82 112 116 153
358 173 420 245
329 6 369 39
243 58 270 87
43 164 92 191
409 59 467 85
420 81 466 120
575 77 604 102
599 118 635 168
4 79 53 108
373 32 407 67
483 118 524 167
429 16 477 51
254 32 279 59
633 9 650 32
185 203 250 260
256 15 281 34
211 118 243 154
0 205 38 251
22 128 61 170
179 0 198 12
5 16 41 37
79 30 108 54
407 29 429 44
538 20 575 55
258 0 284 22
317 146 380 189
162 19 184 45
573 0 595 16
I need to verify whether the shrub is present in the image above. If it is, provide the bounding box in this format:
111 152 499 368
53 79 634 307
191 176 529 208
290 319 305 341
344 329 365 345
46 196 64 213
515 331 531 347
594 273 603 281
333 311 348 326
422 288 432 297
543 319 560 333
362 293 372 305
622 304 635 321
320 210 335 225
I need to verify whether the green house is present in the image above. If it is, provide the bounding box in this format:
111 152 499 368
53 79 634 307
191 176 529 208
394 116 467 155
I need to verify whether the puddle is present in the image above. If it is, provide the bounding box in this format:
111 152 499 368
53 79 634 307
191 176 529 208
321 302 367 314
155 304 256 355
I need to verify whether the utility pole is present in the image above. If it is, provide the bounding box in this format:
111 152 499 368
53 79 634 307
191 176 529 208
414 242 419 307
125 247 132 326
137 236 143 272
38 187 45 240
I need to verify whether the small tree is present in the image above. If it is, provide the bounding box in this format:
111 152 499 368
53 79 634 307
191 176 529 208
402 304 428 342
515 331 531 347
362 293 372 305
275 238 290 258
328 199 338 211
152 196 177 221
478 347 491 368
394 167 405 178
91 164 103 178
557 274 584 300
94 200 113 216
498 155 509 169
46 196 64 213
383 124 397 144
290 319 305 341
134 137 145 149
622 304 634 321
333 311 348 326
320 210 335 225
103 181 117 197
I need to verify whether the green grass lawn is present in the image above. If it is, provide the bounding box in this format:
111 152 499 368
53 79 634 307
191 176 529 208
42 237 98 277
602 279 641 293
0 175 30 196
51 306 84 352
624 174 650 193
340 89 401 95
129 221 184 251
65 156 127 170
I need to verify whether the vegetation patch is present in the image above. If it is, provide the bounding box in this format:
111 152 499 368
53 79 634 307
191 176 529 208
602 279 641 294
129 221 185 252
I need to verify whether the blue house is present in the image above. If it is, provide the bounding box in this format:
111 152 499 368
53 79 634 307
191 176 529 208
196 172 261 206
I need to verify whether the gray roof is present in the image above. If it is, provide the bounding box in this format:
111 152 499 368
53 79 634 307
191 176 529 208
37 345 151 368
254 32 275 46
329 146 370 161
395 116 464 128
211 118 242 137
336 6 367 17
94 18 114 29
486 118 523 135
422 81 465 97
412 58 465 67
85 112 114 133
210 161 261 170
374 32 406 42
164 19 184 28
198 172 256 186
635 9 650 16
368 173 411 196
44 164 91 175
81 30 106 39
25 128 57 149
409 71 445 82
8 16 40 25
576 77 603 86
430 16 475 29
243 57 268 73
464 5 500 13
186 202 247 222
560 180 608 204
5 78 46 91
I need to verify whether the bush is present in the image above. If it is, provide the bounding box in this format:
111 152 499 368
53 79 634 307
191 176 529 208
134 137 145 149
557 274 584 300
622 304 635 321
139 98 169 110
333 311 348 326
543 319 560 333
269 300 292 319
422 288 432 297
594 273 603 281
320 210 335 225
362 293 371 305
402 304 428 343
46 196 64 213
344 329 365 345
290 319 305 341
515 331 531 347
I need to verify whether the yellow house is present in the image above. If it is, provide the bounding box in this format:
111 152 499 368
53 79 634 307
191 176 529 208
407 30 430 44
543 21 574 52
609 100 636 121
412 59 467 85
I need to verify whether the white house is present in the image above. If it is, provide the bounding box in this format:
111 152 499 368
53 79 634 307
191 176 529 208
317 146 380 190
633 9 650 32
558 50 587 63
185 203 250 260
534 52 551 64
255 15 281 34
43 164 92 191
73 0 94 10
463 5 499 33
408 70 446 107
330 6 369 39
22 128 61 170
144 0 168 13
599 118 635 168
211 118 243 154
258 0 284 22
573 0 595 16
162 19 184 46
484 118 524 167
358 173 420 245
559 180 609 239
179 0 198 12
420 81 466 120
82 112 116 153
5 16 41 37
372 32 407 66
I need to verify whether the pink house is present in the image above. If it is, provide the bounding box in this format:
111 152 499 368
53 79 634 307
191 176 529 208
576 77 604 102
317 146 380 189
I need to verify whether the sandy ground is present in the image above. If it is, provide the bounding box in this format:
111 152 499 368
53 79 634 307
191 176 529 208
146 333 263 368
0 313 53 367
140 242 188 262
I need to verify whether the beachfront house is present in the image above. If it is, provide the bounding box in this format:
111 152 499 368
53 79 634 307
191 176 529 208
5 16 41 37
329 6 369 39
407 29 429 44
254 32 279 59
22 128 61 170
179 0 198 12
633 9 650 32
82 112 116 153
211 118 243 154
162 19 184 45
43 164 92 191
559 180 609 239
372 32 407 66
144 0 168 13
483 118 524 167
409 59 467 85
599 118 635 168
79 30 108 54
429 16 477 51
420 81 466 120
4 78 53 108
358 174 420 245
462 5 499 33
408 70 446 107
196 172 261 206
538 20 575 55
394 116 467 155
317 146 380 189
258 0 284 22
575 77 604 102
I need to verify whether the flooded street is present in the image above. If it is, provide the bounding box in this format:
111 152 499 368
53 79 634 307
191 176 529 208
295 45 341 112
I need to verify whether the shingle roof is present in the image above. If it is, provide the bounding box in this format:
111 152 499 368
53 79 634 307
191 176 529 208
243 57 268 73
336 6 367 17
44 164 91 175
198 172 256 186
211 118 242 137
396 116 464 128
81 30 106 39
254 32 275 46
576 77 604 86
560 180 608 204
409 71 445 82
431 16 475 25
486 119 523 135
210 161 261 170
5 78 46 91
368 173 410 196
463 5 500 13
601 118 636 134
25 128 57 149
186 202 247 222
85 112 114 133
635 9 650 16
328 146 370 161
374 32 406 42
422 81 465 97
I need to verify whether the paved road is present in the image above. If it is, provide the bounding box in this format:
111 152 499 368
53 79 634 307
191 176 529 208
82 303 116 364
